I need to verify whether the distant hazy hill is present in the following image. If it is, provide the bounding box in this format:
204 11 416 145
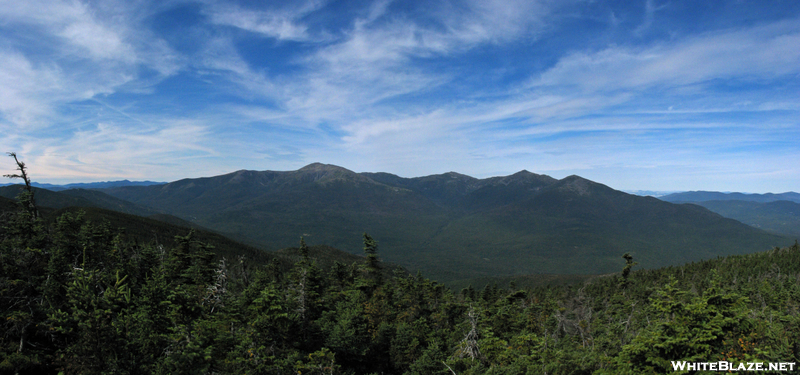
660 191 800 238
661 191 800 203
683 200 800 238
96 163 788 282
624 190 681 197
0 180 165 191
34 180 165 191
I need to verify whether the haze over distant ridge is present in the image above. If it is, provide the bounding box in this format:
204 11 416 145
661 191 800 204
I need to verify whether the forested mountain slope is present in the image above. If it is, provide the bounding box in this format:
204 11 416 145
0 196 16 212
684 200 800 238
425 175 786 281
0 191 379 277
0 185 158 217
0 185 99 210
97 163 789 282
660 191 800 238
3 187 799 374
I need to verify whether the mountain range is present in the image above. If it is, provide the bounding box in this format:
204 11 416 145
661 191 800 203
0 180 165 191
89 163 789 283
660 191 800 238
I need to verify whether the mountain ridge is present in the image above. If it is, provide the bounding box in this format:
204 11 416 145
92 163 788 282
679 200 800 238
661 190 800 203
0 180 166 191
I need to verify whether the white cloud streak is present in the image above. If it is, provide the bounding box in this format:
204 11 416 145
533 20 800 93
203 0 557 119
206 0 329 41
0 0 181 127
12 120 216 181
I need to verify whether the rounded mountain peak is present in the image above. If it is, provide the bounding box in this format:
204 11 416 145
298 163 353 173
295 163 375 185
553 175 620 197
494 170 557 187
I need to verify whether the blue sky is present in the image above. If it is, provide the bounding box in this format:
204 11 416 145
0 0 798 193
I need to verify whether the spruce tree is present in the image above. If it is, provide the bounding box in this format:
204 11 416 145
362 233 381 285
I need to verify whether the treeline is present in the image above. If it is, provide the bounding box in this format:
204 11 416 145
2 185 800 374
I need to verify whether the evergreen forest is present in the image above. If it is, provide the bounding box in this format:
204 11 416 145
2 160 800 374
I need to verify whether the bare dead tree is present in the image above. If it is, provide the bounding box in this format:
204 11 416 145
4 152 39 219
455 304 484 361
291 266 309 321
203 258 228 313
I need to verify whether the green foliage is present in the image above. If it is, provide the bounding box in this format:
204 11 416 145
362 233 381 287
618 272 752 373
2 173 800 374
48 270 132 374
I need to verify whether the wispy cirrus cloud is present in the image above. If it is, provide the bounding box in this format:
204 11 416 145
0 52 66 126
0 0 133 61
205 0 330 42
443 0 554 44
533 20 800 93
0 0 181 127
202 0 558 119
10 119 216 181
243 0 559 138
633 0 668 36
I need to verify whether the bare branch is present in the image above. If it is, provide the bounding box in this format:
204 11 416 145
443 361 457 374
4 152 39 219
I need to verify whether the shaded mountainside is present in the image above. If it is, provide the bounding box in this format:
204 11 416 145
96 163 790 282
0 195 16 211
0 194 273 266
1 185 96 209
60 206 392 276
0 185 159 217
417 176 787 281
0 196 383 277
60 188 161 217
100 163 449 255
49 206 276 266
